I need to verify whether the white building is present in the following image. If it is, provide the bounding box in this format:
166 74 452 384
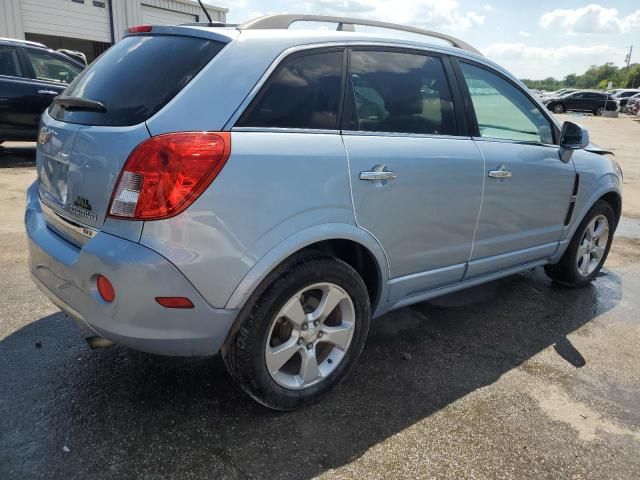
0 0 227 61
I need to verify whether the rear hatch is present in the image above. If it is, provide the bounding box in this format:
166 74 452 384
37 30 227 241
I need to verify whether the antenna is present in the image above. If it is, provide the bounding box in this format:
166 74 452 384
197 0 213 25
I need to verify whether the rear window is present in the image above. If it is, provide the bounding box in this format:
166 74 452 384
49 35 225 126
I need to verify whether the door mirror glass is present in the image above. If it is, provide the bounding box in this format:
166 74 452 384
559 121 589 149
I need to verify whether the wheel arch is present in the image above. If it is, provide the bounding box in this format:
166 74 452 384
600 191 622 228
225 223 390 314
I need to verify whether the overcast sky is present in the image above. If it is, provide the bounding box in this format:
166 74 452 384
208 1 639 79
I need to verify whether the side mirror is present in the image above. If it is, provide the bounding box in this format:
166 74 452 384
559 121 589 162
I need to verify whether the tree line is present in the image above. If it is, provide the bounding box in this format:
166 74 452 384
521 63 640 91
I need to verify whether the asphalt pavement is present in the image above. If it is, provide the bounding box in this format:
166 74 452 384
1 143 639 479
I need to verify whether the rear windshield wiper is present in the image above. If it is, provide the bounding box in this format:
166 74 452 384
53 96 107 113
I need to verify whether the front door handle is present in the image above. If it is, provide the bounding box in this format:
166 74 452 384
488 165 512 179
38 90 59 95
360 165 398 181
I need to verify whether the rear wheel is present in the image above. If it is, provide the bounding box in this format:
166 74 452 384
223 253 371 410
544 200 614 287
594 107 604 116
553 104 565 114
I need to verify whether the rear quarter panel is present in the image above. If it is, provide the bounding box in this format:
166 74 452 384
139 132 357 308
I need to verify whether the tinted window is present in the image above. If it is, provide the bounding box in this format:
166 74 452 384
24 49 81 84
460 62 553 144
50 35 224 126
238 51 343 130
0 46 23 77
347 50 456 135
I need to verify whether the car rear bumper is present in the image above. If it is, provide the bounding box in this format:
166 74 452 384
25 182 237 356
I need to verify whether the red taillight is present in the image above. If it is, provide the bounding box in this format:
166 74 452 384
97 275 115 302
128 25 152 33
108 132 231 220
155 297 195 309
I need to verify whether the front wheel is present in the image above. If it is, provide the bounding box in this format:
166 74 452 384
223 253 371 410
545 200 615 287
553 104 565 114
594 107 604 116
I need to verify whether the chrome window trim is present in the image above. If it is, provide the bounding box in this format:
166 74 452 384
223 40 502 132
342 130 472 140
231 126 340 134
472 136 559 149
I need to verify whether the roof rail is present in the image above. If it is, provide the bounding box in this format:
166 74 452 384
238 14 482 55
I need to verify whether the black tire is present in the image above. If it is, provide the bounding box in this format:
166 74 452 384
223 252 371 410
594 107 604 116
545 200 615 287
553 104 565 114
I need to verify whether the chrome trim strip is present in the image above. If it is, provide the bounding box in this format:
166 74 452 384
232 126 339 134
41 200 98 246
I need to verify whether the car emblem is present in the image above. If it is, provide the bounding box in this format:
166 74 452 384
69 196 97 222
38 127 52 145
73 196 92 212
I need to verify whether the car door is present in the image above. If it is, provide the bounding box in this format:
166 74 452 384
21 48 82 128
456 61 576 278
563 92 583 111
343 48 484 300
0 45 35 138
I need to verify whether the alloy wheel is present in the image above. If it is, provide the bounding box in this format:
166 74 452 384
265 283 356 390
576 215 610 277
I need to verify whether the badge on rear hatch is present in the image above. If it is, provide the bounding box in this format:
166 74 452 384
69 196 97 222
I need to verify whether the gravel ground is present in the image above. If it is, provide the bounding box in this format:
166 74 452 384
1 115 639 480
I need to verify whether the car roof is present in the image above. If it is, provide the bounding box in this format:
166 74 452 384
0 37 46 48
158 24 516 80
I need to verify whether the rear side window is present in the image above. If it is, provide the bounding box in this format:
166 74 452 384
346 50 456 135
237 50 343 130
24 49 81 84
49 35 225 126
0 46 22 77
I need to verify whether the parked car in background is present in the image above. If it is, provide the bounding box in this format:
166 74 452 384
56 48 87 67
612 89 640 108
622 93 640 114
26 16 622 410
539 88 576 101
544 90 618 115
0 38 84 144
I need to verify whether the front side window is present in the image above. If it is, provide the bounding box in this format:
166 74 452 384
238 50 343 130
460 62 553 144
347 50 456 135
0 46 22 77
25 49 81 84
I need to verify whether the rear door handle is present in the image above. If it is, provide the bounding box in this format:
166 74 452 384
488 165 512 179
360 165 398 181
38 90 59 95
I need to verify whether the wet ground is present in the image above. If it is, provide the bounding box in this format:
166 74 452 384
1 139 639 479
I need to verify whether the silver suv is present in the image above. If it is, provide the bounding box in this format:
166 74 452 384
26 15 622 410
